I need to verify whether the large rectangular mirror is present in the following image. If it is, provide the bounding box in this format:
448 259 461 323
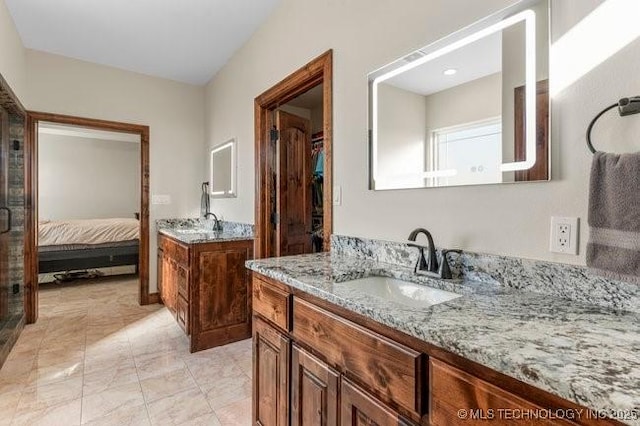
210 139 236 198
369 0 550 190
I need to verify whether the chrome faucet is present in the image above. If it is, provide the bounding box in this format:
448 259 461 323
204 212 222 231
407 228 462 280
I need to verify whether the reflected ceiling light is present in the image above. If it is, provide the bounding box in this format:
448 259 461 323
443 68 458 76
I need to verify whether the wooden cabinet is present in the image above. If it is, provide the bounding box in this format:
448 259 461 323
341 379 414 426
429 359 577 426
252 275 418 426
253 277 291 332
292 298 423 417
159 253 178 314
157 248 164 306
291 345 339 426
251 272 616 426
158 233 253 352
254 317 290 426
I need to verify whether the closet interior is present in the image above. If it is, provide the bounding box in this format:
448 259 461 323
271 83 325 255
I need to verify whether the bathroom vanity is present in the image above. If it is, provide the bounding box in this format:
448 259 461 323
157 221 254 352
246 246 637 426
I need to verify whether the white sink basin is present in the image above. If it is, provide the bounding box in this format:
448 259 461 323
339 276 461 308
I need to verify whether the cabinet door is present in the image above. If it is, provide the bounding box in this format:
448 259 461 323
341 379 414 426
176 295 189 334
157 249 164 299
190 243 252 351
161 256 177 314
254 318 289 426
429 359 577 426
291 345 338 426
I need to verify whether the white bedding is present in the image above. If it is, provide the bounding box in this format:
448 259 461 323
39 218 139 247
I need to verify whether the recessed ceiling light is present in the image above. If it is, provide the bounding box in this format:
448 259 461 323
443 68 457 76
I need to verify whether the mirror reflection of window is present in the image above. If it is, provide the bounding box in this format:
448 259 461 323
430 118 502 187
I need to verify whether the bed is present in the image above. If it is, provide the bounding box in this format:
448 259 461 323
38 218 140 274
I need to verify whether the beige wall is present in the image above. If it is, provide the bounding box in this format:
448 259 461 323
204 0 640 265
424 73 502 132
26 50 205 292
376 83 427 189
0 0 26 102
38 134 140 221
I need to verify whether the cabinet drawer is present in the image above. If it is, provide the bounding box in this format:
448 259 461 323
177 295 189 334
159 235 189 266
253 277 290 331
292 298 424 417
177 264 189 300
341 379 416 426
430 359 576 426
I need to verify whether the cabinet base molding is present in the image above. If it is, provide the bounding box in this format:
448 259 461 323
147 292 160 305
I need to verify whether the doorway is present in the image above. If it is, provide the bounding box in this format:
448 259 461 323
25 112 151 324
254 50 333 258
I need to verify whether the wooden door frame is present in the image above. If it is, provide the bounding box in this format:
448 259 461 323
25 111 153 324
254 50 333 258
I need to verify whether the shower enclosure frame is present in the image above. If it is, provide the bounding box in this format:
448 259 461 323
0 72 27 367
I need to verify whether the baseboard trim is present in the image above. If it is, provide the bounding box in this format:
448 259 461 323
147 292 160 304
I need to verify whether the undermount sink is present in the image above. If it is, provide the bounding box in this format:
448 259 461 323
339 276 461 308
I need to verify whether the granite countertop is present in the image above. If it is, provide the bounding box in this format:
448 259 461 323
246 252 640 422
157 219 254 244
159 228 253 244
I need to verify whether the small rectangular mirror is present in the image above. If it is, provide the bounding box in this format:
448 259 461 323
369 0 550 190
210 139 236 198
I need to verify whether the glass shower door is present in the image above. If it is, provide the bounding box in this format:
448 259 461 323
0 106 10 329
0 105 25 364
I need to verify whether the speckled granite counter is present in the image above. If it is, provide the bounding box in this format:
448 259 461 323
246 252 640 423
157 218 254 244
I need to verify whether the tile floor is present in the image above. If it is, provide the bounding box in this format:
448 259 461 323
0 275 252 426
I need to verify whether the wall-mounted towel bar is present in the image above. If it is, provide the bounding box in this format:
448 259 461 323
586 96 640 154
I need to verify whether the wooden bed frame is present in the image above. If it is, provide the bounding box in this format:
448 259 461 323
38 242 139 274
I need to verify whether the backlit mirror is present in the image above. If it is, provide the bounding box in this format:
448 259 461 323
210 139 236 198
369 0 550 190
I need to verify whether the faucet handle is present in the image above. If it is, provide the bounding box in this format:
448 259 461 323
439 249 462 280
407 243 428 273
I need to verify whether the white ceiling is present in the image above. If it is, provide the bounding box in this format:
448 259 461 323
387 31 502 96
5 0 281 85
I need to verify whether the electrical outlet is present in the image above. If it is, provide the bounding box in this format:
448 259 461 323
550 216 579 255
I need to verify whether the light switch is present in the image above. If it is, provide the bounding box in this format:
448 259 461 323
333 186 342 206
